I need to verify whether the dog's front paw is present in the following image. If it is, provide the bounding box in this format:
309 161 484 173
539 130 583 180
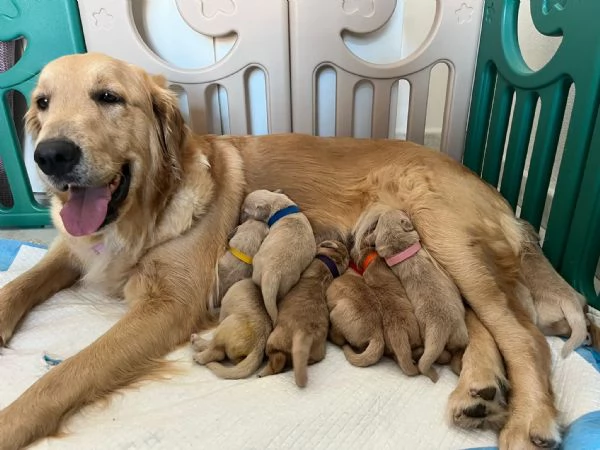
499 415 561 450
447 375 509 431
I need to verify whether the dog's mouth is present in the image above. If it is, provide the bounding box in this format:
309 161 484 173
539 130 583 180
59 163 131 237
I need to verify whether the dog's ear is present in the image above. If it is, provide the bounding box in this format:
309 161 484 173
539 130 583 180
400 217 414 232
24 102 42 139
274 188 284 194
149 74 186 177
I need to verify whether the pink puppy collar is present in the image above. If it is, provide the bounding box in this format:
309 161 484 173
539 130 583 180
385 242 422 267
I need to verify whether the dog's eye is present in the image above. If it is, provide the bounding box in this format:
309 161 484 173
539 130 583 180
36 96 49 110
95 91 123 105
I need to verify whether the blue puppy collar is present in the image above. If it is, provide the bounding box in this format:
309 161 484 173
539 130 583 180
267 205 301 227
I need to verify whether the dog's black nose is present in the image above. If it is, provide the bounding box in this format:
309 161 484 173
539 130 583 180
34 139 82 177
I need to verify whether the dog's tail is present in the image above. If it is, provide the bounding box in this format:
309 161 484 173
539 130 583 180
206 340 266 380
292 331 313 388
417 324 449 383
561 294 588 357
259 271 280 324
386 325 420 378
343 333 385 367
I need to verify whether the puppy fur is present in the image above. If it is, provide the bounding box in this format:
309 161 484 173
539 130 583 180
351 231 423 380
243 189 316 324
518 220 588 357
326 268 385 367
259 240 349 387
217 219 269 306
373 209 469 377
191 279 272 379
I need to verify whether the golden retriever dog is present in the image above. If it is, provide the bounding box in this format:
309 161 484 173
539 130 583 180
217 218 269 307
368 208 469 377
259 239 348 387
351 232 424 379
191 278 272 379
517 220 588 357
326 267 386 367
0 53 564 449
242 189 316 324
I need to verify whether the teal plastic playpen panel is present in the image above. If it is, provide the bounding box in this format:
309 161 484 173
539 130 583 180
463 0 600 308
0 0 85 227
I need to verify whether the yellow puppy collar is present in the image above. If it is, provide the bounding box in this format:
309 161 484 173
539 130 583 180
228 247 253 265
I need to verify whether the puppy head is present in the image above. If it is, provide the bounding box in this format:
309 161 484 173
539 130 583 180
317 240 350 273
374 210 419 257
241 189 292 223
26 53 187 237
228 218 269 252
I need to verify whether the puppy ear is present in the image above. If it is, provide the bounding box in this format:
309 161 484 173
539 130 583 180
149 74 186 177
244 202 270 222
400 218 414 232
274 188 284 194
319 240 339 250
226 225 239 242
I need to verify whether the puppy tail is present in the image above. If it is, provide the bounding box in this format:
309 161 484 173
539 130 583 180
418 325 449 383
387 326 420 378
343 333 385 367
206 345 265 380
260 272 280 324
561 294 588 357
292 331 313 388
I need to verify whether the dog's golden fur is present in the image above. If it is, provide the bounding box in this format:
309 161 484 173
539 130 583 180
0 53 565 449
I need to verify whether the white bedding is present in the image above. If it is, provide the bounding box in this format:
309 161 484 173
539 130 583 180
1 242 599 450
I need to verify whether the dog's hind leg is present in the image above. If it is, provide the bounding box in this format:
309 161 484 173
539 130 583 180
385 325 420 378
0 238 80 346
258 271 281 324
423 224 560 449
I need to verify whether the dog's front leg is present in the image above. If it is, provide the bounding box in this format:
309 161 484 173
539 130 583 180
0 238 80 346
0 205 232 449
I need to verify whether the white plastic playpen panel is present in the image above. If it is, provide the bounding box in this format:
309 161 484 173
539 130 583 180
77 0 483 163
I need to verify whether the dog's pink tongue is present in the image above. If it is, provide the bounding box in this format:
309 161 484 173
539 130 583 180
60 186 111 237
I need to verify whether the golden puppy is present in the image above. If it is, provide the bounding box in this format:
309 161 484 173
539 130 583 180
191 279 271 379
217 219 269 307
372 209 468 377
0 53 562 449
517 220 588 357
351 232 424 379
259 240 349 387
242 189 316 324
326 266 385 367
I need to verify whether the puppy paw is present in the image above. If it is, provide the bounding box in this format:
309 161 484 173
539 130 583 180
447 376 509 430
190 335 210 351
193 351 210 365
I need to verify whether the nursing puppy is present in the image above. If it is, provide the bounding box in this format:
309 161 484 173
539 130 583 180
242 189 316 323
518 220 588 357
351 231 423 379
372 209 468 377
327 267 385 367
259 240 348 387
217 219 269 306
192 279 272 379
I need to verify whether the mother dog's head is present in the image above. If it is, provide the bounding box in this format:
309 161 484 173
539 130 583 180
26 53 186 237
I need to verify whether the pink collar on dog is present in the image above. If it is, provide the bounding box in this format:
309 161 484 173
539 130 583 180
385 242 421 267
